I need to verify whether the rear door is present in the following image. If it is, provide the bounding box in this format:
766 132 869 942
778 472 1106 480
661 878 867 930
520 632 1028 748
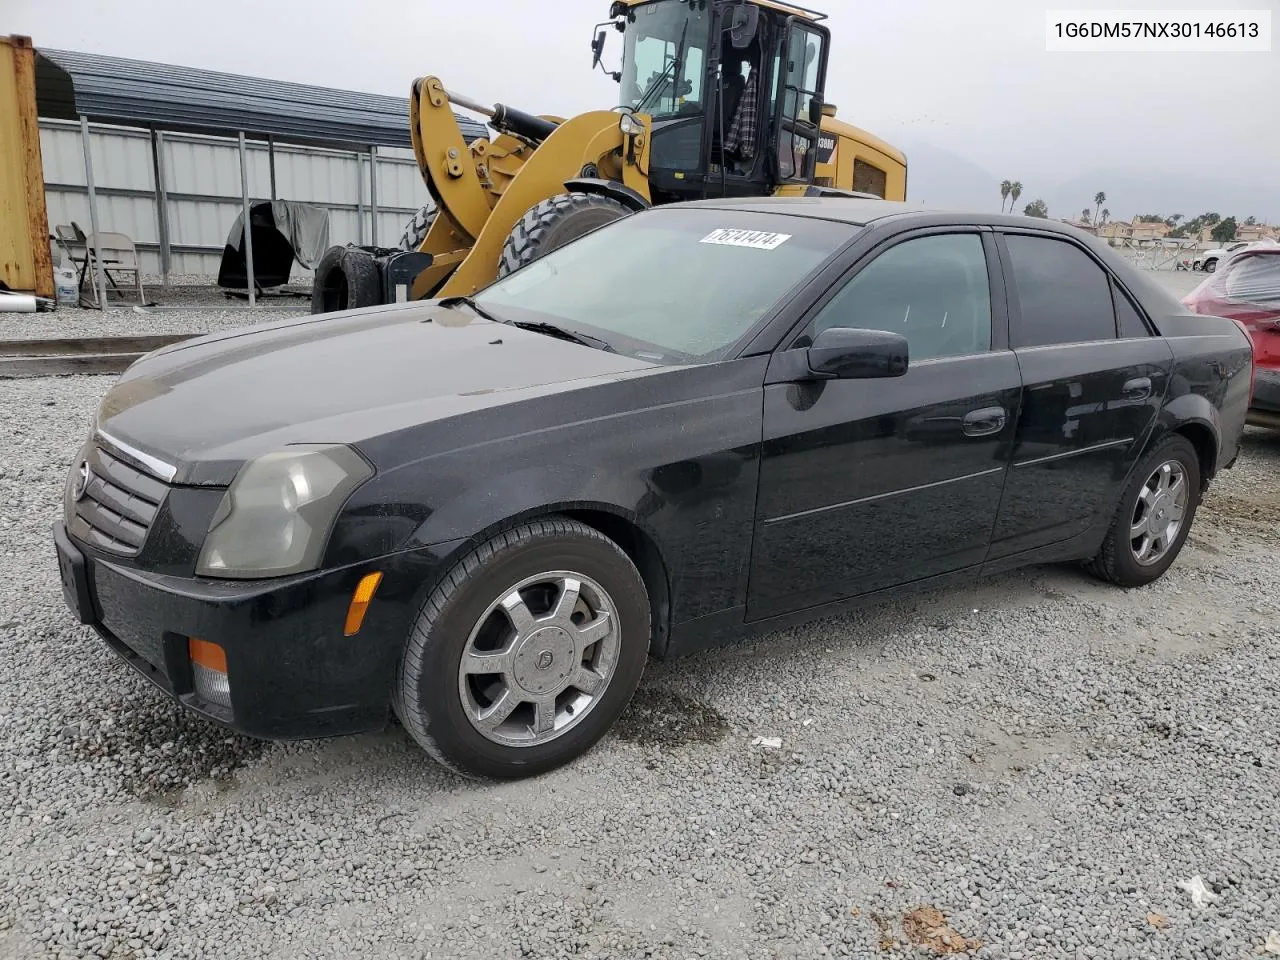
748 229 1020 620
988 231 1174 559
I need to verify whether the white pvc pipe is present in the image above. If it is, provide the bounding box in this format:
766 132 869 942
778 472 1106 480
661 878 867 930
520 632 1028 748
0 294 38 313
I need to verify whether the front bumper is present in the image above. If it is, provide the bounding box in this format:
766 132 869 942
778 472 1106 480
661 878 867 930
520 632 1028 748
53 521 465 740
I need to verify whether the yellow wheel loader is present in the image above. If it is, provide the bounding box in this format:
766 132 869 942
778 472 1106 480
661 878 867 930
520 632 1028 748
311 0 907 313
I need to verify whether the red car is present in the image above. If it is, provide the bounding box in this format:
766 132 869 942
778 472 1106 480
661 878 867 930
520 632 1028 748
1184 246 1280 429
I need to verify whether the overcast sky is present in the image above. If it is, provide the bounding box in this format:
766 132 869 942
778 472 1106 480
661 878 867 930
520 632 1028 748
8 0 1276 206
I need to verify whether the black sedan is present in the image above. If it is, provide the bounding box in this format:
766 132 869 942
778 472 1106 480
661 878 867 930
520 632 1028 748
53 198 1254 779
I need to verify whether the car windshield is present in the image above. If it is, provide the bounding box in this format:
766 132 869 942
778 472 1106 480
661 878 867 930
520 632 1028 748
619 0 712 120
474 207 859 363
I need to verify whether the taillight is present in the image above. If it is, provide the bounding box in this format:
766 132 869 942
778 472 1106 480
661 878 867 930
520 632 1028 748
1229 318 1256 401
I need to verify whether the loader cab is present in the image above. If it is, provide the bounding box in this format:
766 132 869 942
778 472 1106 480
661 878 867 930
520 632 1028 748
610 0 830 202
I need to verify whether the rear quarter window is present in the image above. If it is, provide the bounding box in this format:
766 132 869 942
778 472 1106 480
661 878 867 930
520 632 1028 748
1112 281 1151 338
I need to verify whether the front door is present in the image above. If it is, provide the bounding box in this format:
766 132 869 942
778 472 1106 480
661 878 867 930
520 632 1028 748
988 231 1174 558
748 230 1021 621
771 18 827 185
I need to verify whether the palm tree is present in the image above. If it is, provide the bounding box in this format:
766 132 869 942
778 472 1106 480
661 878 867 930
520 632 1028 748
1093 191 1106 226
1100 208 1110 225
1009 181 1023 212
1000 180 1012 213
1081 208 1092 224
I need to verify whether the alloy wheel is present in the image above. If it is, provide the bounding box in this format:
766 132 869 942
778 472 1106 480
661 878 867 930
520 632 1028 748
457 571 620 747
1129 460 1189 565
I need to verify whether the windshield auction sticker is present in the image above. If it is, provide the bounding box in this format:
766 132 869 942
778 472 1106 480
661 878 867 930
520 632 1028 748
700 228 792 250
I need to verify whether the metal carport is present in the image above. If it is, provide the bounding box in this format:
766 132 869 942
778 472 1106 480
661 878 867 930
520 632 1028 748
32 46 488 308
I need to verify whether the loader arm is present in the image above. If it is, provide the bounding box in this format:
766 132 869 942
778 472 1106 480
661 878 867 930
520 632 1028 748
408 91 652 300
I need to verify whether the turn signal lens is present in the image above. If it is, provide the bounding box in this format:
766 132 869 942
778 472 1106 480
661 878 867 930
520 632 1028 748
344 572 383 636
188 637 227 673
188 638 231 709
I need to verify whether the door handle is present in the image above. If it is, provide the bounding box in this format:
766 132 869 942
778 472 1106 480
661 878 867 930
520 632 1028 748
962 406 1007 438
1122 377 1152 400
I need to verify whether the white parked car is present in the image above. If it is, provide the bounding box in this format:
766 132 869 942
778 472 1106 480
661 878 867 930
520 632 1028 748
1194 238 1278 273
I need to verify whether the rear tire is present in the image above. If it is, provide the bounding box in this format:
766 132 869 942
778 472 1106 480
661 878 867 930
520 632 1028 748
1085 435 1201 588
498 193 631 277
398 202 438 252
310 245 381 314
396 517 650 780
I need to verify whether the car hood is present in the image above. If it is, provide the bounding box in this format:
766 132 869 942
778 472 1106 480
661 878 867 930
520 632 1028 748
94 302 658 485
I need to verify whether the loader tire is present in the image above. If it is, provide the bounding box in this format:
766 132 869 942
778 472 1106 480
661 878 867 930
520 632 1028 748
498 193 631 277
311 245 381 314
398 202 438 252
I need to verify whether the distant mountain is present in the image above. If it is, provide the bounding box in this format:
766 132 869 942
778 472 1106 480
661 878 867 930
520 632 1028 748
889 137 1003 211
1042 169 1280 225
886 138 1278 225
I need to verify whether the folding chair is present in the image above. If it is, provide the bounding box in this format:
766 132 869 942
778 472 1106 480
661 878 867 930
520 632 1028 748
83 231 147 306
53 223 91 291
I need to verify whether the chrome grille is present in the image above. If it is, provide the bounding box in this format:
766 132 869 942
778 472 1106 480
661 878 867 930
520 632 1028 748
69 444 169 556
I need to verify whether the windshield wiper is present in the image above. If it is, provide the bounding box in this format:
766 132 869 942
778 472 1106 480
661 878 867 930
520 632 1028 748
437 294 503 324
635 60 677 114
511 320 614 352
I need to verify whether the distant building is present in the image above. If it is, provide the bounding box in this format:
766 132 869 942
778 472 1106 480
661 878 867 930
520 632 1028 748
1130 221 1171 240
1098 220 1132 239
1236 223 1277 242
1060 218 1098 234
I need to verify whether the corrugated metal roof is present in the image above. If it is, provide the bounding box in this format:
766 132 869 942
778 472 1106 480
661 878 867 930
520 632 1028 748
33 47 490 148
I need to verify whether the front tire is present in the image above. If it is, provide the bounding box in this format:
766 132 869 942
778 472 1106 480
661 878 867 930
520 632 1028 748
497 193 631 277
398 202 438 252
1085 435 1201 588
396 518 650 780
1204 258 1218 274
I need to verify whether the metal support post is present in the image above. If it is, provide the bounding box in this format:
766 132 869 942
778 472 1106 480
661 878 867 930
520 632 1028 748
356 153 365 244
238 132 256 307
268 135 277 201
150 128 172 286
369 145 379 247
80 116 109 311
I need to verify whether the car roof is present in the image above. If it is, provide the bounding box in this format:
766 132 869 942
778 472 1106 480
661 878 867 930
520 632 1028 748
669 196 1093 238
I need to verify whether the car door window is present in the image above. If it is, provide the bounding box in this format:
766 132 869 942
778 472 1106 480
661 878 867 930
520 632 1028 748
1004 235 1117 346
796 233 992 361
1112 281 1151 338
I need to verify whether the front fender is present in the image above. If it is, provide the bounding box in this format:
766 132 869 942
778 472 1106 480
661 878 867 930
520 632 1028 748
407 463 662 551
563 177 651 212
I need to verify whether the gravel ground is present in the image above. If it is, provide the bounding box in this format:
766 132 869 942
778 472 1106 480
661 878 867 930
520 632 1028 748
2 277 309 342
2 341 1278 958
0 304 308 342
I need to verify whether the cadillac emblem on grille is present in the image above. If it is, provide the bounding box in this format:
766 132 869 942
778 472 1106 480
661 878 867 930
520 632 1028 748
72 461 92 501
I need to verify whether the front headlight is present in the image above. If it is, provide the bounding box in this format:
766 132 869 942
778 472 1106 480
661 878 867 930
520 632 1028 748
196 444 372 579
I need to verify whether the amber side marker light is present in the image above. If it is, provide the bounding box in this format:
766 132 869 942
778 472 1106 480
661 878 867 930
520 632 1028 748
188 638 231 708
344 572 384 636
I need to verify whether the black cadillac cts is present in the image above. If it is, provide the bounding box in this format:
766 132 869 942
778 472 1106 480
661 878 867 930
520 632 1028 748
54 198 1253 779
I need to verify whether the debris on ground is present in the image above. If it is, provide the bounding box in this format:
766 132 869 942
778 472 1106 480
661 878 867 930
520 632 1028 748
901 905 983 954
1146 912 1168 928
1264 930 1280 954
1177 874 1220 908
869 911 895 951
751 736 782 749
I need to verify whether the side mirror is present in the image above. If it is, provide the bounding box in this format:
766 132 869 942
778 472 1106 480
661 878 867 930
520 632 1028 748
807 326 909 379
808 98 824 125
591 29 607 69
